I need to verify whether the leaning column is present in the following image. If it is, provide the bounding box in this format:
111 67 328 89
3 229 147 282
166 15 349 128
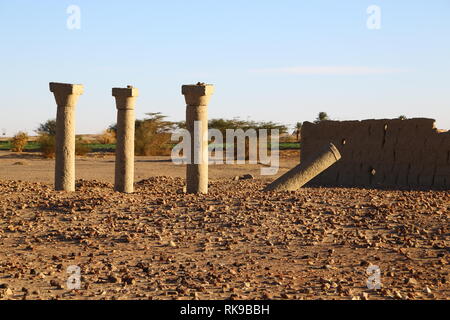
50 82 84 192
182 83 214 194
265 143 342 192
112 86 138 193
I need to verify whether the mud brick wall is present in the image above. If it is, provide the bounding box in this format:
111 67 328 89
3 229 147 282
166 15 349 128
301 118 450 189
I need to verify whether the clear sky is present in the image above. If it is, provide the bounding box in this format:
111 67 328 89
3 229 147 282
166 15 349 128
0 0 449 136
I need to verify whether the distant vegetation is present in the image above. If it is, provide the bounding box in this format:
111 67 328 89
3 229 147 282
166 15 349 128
2 113 313 156
0 141 39 151
36 119 56 158
36 134 55 158
97 129 116 145
109 114 293 157
134 113 175 156
10 132 29 152
315 112 330 123
295 122 302 141
109 112 175 156
36 119 57 136
177 118 288 136
34 119 91 158
0 111 424 157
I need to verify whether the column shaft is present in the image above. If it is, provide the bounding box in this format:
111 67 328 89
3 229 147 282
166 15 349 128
182 84 215 194
50 83 84 192
113 86 138 193
186 105 208 194
265 143 341 191
55 104 76 191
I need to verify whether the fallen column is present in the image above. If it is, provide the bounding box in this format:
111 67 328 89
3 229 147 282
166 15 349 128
112 85 138 193
182 83 215 194
49 82 84 192
265 143 341 192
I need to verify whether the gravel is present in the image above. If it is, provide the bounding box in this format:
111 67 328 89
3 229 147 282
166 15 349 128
0 177 448 300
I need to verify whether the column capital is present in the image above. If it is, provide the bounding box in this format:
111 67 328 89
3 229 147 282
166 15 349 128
182 83 214 106
49 82 84 95
112 86 139 110
112 85 139 98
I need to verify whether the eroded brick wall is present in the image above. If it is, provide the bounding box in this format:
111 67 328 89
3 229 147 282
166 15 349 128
301 118 450 189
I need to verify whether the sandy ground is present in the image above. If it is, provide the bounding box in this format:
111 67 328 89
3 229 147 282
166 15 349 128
0 151 298 183
0 150 448 300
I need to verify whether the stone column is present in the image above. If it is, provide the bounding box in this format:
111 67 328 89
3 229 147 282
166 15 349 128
112 86 138 193
265 143 342 192
50 82 84 192
182 83 214 194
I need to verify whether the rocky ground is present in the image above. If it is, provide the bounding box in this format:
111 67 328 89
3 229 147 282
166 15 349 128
0 177 448 300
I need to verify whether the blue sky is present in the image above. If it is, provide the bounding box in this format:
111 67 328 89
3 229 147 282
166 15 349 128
0 0 449 135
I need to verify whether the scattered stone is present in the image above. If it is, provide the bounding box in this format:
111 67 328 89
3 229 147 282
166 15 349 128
49 280 63 290
360 260 370 267
393 290 403 299
0 176 447 300
168 241 177 248
406 278 418 286
2 288 13 297
107 274 121 284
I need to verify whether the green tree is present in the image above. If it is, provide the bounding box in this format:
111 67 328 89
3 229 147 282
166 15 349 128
315 112 330 123
110 112 175 156
176 117 287 161
36 119 57 136
135 113 175 156
177 118 288 135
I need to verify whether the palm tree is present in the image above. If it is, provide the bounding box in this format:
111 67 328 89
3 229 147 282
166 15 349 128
295 122 302 141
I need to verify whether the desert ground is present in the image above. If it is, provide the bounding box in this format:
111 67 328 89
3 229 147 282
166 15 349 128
0 150 448 300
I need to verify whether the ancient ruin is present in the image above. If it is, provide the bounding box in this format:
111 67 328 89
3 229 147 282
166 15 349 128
265 143 341 192
182 83 214 194
301 118 450 189
49 82 84 192
113 86 138 193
